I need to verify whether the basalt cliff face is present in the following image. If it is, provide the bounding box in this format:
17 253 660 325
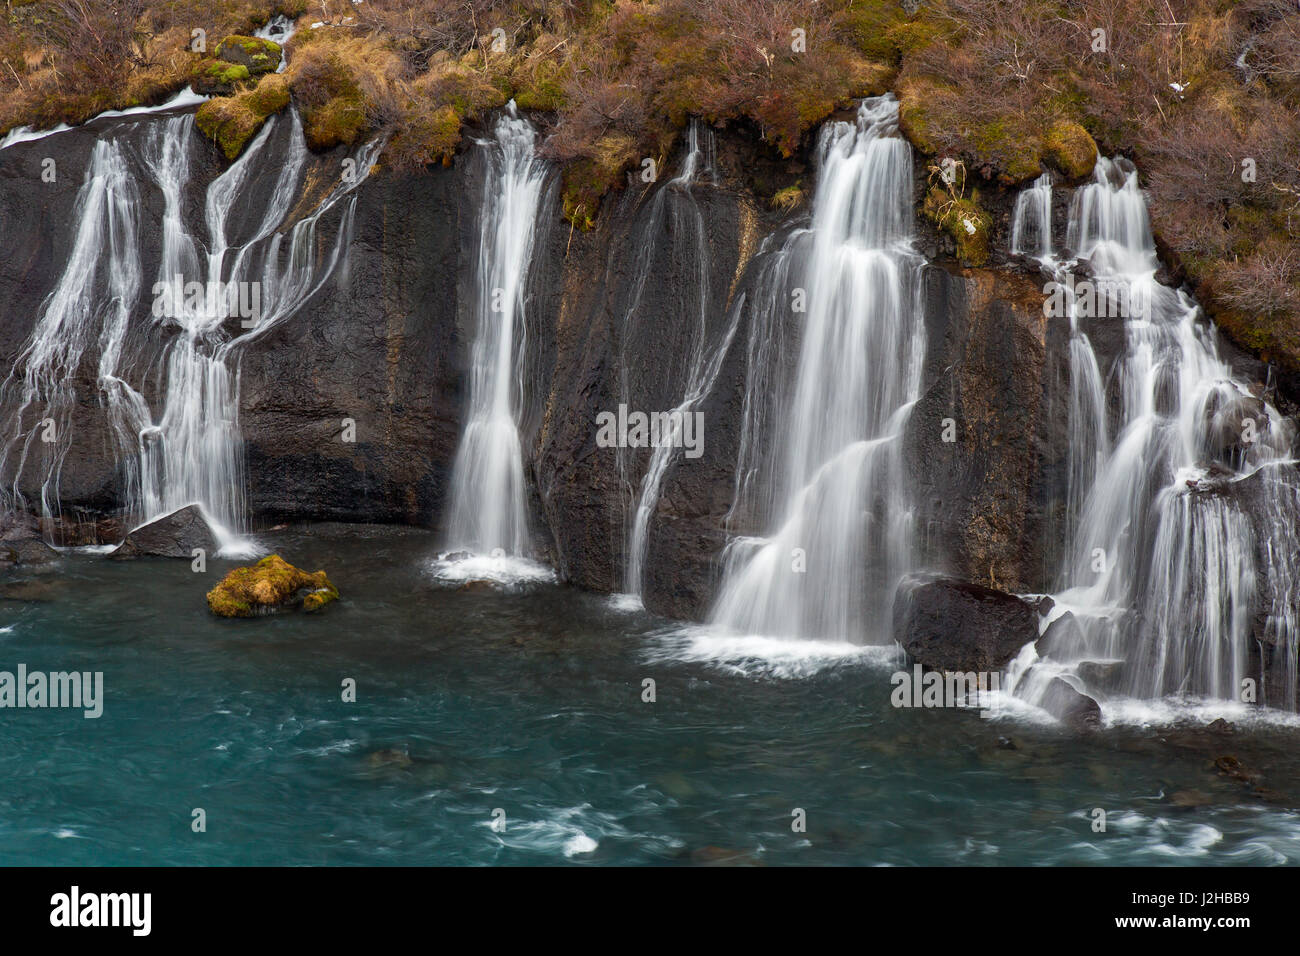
0 104 1289 645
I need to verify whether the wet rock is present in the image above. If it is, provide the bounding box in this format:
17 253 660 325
206 554 339 617
1205 717 1236 735
894 575 1038 673
0 513 58 567
1251 786 1290 805
458 579 493 592
1076 659 1124 696
903 267 1052 592
1167 789 1214 809
690 846 764 867
108 504 218 559
367 748 413 769
1036 611 1085 659
1040 677 1101 731
1214 754 1258 784
0 578 63 602
0 537 58 567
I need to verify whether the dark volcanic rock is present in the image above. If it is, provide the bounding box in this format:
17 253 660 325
0 537 59 566
904 265 1053 593
894 575 1038 673
109 504 218 559
0 513 58 567
1040 677 1102 731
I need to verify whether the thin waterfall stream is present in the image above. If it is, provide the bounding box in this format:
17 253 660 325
438 104 551 583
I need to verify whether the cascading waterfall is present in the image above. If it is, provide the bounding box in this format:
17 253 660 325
1010 172 1053 262
1 137 143 527
1 110 379 550
617 121 739 604
444 105 547 560
1008 156 1300 713
707 96 925 644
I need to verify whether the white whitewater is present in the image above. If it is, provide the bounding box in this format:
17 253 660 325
707 96 925 644
2 111 379 550
1009 156 1300 713
618 121 739 605
1010 172 1053 263
444 105 547 560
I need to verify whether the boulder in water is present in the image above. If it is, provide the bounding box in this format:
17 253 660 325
0 514 58 567
1040 677 1102 731
0 537 58 567
894 576 1038 673
1035 610 1086 659
1075 659 1124 696
206 554 338 617
108 504 218 559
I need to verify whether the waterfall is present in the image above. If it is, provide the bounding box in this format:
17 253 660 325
707 96 925 644
1 138 143 528
1010 172 1053 262
444 105 547 560
1009 156 1300 713
617 120 738 605
1 111 379 550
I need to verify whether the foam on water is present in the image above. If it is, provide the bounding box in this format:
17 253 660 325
645 623 897 679
430 552 556 587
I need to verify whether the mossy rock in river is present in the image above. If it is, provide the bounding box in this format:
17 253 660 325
206 554 338 618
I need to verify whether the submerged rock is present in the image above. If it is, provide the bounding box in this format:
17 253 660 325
0 514 58 567
1040 677 1102 731
690 846 764 867
109 504 218 559
367 748 413 769
0 537 58 567
206 554 338 617
894 576 1038 673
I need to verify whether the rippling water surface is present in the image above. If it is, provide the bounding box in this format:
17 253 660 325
1 524 1298 865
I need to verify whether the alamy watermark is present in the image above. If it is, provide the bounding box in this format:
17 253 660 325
152 275 262 328
595 404 704 459
890 664 1003 718
0 664 103 718
1043 274 1150 321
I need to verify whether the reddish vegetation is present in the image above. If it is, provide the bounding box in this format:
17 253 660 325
2 0 1299 372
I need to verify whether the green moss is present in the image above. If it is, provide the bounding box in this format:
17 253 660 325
195 74 291 161
969 115 1044 183
512 59 569 112
1043 120 1098 179
206 554 338 618
560 132 637 229
897 75 955 155
215 35 283 76
885 17 946 55
833 2 907 63
923 185 992 266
